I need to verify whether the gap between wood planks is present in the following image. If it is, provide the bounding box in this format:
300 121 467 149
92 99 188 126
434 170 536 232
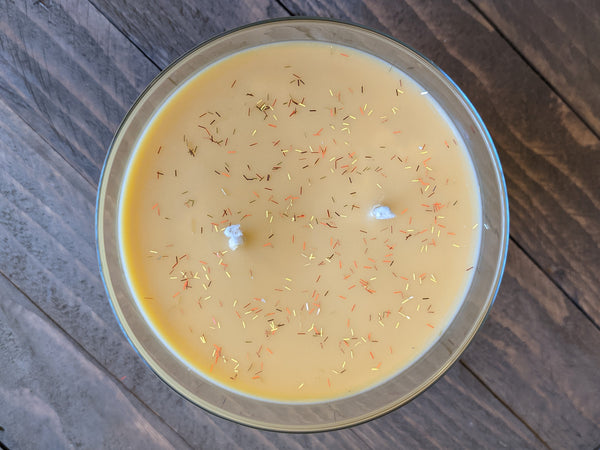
86 1 162 74
510 236 600 333
2 96 99 194
466 0 600 142
275 0 296 16
3 1 590 446
0 269 197 450
458 361 551 449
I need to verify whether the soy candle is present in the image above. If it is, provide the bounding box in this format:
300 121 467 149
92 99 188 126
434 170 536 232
119 42 481 402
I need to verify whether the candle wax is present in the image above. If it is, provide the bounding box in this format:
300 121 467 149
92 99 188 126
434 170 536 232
120 42 481 402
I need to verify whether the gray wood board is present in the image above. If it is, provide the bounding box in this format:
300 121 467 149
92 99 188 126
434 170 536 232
463 243 600 447
0 0 598 447
0 271 190 450
0 0 158 184
472 0 600 137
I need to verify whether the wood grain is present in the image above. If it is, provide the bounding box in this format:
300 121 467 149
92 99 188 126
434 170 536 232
472 0 600 137
88 0 289 69
278 0 600 331
463 243 600 448
0 273 190 450
0 0 158 184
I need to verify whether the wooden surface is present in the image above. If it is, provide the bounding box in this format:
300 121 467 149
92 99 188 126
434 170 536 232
0 0 598 448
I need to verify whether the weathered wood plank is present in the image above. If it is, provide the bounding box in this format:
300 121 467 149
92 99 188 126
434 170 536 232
1 0 597 447
472 0 600 137
278 0 600 338
0 0 158 184
88 0 289 69
462 243 600 448
0 91 259 449
0 273 191 450
348 362 544 449
0 71 546 448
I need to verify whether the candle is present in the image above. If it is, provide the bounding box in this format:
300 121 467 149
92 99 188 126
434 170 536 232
119 42 481 402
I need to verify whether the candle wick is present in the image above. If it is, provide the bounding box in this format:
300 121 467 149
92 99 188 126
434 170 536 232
370 205 396 220
224 224 244 250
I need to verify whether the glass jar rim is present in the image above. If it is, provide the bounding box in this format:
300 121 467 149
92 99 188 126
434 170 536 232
96 17 509 432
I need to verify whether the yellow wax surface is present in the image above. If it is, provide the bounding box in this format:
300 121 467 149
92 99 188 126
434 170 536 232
120 42 481 402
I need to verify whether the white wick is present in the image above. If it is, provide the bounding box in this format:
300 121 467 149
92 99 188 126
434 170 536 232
370 205 396 220
224 224 243 250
